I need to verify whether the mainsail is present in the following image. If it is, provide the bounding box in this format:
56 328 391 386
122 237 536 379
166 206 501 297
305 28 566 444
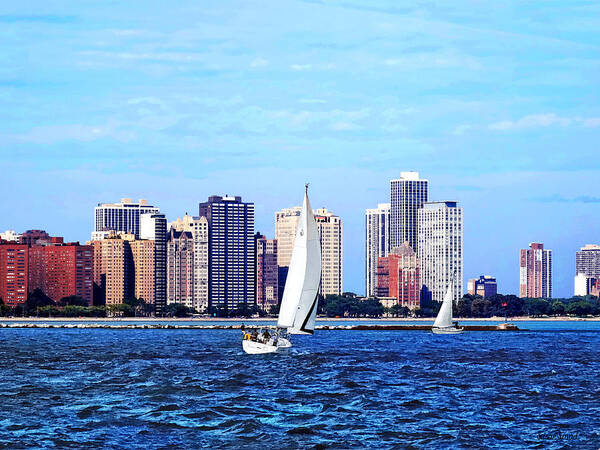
277 186 322 334
433 282 454 328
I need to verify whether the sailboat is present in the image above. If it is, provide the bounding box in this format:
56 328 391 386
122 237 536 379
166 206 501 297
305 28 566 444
242 184 322 354
431 282 464 334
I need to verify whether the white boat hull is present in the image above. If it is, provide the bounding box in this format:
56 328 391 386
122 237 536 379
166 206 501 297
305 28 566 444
432 326 464 335
242 338 292 354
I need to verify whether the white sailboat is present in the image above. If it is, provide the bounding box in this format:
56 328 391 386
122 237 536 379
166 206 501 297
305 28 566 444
242 184 322 354
431 282 464 334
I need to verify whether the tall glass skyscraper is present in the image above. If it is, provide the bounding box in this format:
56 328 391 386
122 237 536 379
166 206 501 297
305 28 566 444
390 172 428 252
140 213 167 314
520 242 552 299
365 203 390 297
417 201 463 303
199 195 255 314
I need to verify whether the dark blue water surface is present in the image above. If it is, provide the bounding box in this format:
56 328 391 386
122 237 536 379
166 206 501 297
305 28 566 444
0 329 598 449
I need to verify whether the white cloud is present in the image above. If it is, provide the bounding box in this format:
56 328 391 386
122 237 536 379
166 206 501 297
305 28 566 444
291 64 312 71
583 118 600 127
489 113 600 131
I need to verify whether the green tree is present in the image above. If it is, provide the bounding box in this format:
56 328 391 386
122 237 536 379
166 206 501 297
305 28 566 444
37 305 60 317
26 289 55 315
0 296 11 317
551 301 565 316
124 296 145 317
455 296 472 317
62 305 89 317
164 303 192 318
107 303 134 317
59 295 88 307
471 298 485 317
359 298 384 317
566 300 592 317
525 298 550 317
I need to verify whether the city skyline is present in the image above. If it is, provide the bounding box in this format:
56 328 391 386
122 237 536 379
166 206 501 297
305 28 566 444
2 186 596 299
2 1 600 297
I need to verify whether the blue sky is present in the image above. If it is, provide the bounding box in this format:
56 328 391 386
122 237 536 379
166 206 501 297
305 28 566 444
1 0 599 297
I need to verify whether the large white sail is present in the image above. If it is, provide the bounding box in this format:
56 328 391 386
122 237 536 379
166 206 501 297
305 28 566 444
433 282 454 328
277 186 322 334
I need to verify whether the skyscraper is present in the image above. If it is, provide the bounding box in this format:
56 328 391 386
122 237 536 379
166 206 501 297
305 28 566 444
167 229 195 308
275 206 302 268
90 234 134 306
417 201 463 303
390 172 428 252
0 242 29 307
199 195 255 314
365 203 390 297
520 243 552 298
40 243 94 305
575 245 600 277
573 245 600 296
94 198 160 239
169 214 209 311
255 233 278 311
130 239 155 304
274 206 301 301
314 208 343 296
140 213 167 314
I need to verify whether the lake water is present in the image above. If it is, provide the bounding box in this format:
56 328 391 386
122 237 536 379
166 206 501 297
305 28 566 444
0 327 598 448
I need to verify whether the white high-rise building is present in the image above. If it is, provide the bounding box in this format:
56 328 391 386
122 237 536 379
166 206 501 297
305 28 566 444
576 244 600 278
365 203 391 297
390 172 428 252
572 244 600 297
276 206 343 297
417 201 463 303
95 198 160 239
169 214 209 311
275 206 302 268
314 208 343 296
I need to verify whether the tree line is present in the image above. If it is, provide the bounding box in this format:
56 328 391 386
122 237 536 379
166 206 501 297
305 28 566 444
2 289 599 319
0 289 199 318
454 293 600 318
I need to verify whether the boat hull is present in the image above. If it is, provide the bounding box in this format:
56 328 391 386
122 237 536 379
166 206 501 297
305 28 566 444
432 326 464 335
242 339 291 354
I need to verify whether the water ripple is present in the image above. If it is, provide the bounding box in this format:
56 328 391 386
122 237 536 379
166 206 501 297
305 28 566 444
0 329 598 448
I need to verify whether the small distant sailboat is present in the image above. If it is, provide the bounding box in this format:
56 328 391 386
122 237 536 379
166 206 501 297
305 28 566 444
242 184 322 354
431 282 464 334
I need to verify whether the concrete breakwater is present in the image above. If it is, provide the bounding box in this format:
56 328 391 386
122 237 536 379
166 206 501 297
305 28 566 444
0 323 522 331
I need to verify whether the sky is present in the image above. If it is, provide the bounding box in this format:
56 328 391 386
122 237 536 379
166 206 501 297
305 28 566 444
1 0 599 297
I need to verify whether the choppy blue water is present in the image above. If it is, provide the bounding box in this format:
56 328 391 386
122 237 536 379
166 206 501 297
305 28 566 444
0 329 598 448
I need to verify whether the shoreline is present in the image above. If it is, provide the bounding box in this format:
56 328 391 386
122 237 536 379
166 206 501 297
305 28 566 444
0 316 597 322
